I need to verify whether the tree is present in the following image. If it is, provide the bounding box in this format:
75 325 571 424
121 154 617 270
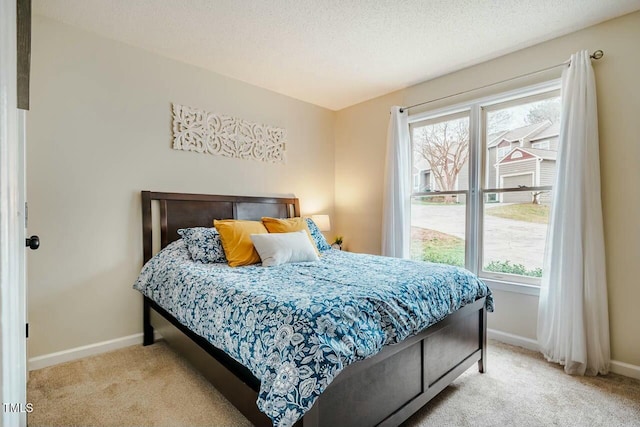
531 190 544 204
487 110 514 134
414 118 469 196
525 99 560 125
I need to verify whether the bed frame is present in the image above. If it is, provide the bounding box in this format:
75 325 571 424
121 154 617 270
141 190 487 427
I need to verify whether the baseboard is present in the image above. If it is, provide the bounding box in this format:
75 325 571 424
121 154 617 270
488 329 640 380
488 328 539 351
610 360 640 380
28 331 161 371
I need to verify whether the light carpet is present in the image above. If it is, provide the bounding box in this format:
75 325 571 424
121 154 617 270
28 340 640 426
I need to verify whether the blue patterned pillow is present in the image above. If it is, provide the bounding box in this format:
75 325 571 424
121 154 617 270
305 218 331 251
177 227 227 263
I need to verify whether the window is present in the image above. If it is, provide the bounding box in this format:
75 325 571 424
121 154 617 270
409 81 561 288
509 151 524 159
532 140 551 149
410 113 469 266
497 145 510 160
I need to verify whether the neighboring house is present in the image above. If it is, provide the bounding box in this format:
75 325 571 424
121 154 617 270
496 146 557 202
528 122 560 151
412 156 435 192
412 153 464 194
413 121 559 203
490 121 559 203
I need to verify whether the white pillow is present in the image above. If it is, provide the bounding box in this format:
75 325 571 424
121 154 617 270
250 230 319 267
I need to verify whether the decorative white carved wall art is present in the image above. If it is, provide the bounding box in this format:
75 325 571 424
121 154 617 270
172 103 286 163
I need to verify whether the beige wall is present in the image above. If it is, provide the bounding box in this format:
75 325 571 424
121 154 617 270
335 11 640 366
334 91 403 254
27 16 335 357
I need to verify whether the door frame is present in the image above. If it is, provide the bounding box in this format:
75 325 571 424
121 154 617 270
1 0 28 425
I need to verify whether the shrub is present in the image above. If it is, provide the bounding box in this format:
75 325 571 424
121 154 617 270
485 260 542 277
421 248 464 267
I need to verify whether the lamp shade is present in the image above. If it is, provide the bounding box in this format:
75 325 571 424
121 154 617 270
311 214 331 232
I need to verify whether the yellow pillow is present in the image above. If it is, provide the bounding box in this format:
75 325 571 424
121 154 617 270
261 217 318 254
213 220 268 267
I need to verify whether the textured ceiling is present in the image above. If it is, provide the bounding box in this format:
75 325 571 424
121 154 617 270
34 0 640 110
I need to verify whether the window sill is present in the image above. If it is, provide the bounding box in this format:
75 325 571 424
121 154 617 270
482 278 540 297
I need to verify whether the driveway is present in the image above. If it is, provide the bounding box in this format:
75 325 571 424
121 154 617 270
411 203 547 270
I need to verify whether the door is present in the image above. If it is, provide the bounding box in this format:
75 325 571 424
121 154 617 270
1 1 29 425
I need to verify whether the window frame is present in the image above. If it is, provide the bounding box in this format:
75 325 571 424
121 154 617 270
408 79 561 294
480 89 559 286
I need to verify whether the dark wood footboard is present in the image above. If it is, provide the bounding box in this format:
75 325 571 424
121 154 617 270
144 295 487 427
302 297 486 427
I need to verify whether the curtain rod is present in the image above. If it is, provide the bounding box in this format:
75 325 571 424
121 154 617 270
399 50 604 113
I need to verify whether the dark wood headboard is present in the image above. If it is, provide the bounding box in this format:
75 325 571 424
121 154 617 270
141 191 300 263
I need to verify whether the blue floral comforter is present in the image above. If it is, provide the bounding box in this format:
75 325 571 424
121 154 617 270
134 240 493 427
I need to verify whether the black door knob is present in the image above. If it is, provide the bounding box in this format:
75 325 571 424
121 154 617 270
26 235 39 250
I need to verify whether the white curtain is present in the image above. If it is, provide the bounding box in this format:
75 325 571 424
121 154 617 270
537 50 610 376
382 106 410 258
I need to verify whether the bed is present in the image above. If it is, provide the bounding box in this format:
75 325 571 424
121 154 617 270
136 191 492 427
